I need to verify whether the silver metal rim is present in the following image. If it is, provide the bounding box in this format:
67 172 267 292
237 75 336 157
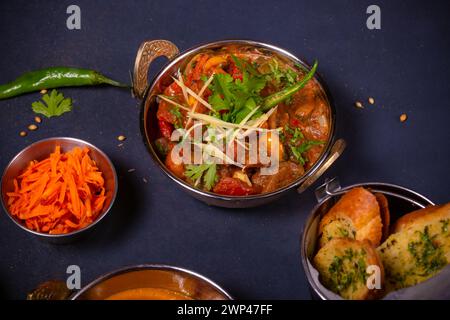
71 264 233 300
142 39 337 203
0 137 118 239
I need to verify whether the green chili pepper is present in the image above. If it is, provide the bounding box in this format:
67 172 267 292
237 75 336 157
0 67 129 100
262 60 318 111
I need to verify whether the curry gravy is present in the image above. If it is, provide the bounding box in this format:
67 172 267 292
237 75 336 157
105 288 193 300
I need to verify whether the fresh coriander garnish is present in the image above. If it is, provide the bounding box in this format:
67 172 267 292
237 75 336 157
284 125 324 165
208 57 266 123
169 106 183 128
267 58 298 87
185 164 218 191
31 89 73 118
290 140 324 165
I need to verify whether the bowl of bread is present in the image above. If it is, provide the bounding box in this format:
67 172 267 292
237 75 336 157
301 178 450 300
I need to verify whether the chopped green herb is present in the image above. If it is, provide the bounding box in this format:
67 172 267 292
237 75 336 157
208 57 266 123
231 55 259 76
203 164 218 190
266 58 298 87
327 248 368 294
407 226 447 276
285 126 304 144
31 89 73 118
155 139 169 156
338 227 350 238
284 125 324 165
185 164 218 191
440 219 449 233
290 140 324 165
169 106 183 128
262 61 318 111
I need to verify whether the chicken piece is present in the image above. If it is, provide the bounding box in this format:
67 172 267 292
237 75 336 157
251 161 304 193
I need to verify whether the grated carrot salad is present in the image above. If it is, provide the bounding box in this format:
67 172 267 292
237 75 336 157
7 146 107 234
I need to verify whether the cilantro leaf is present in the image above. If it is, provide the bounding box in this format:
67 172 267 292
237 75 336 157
208 57 267 124
231 55 259 76
169 106 183 128
266 58 298 87
209 91 230 113
235 71 266 96
203 164 218 190
208 74 234 114
214 74 234 102
185 164 218 191
290 140 325 165
185 164 207 181
284 125 324 165
31 89 73 118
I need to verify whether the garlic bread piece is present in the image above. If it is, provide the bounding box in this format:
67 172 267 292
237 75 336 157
318 217 356 248
378 203 450 292
314 238 384 300
319 187 383 247
394 203 450 234
374 193 390 241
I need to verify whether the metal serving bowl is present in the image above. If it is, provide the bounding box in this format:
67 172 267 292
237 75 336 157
300 177 437 300
133 39 345 208
0 137 118 243
28 264 232 300
71 264 232 300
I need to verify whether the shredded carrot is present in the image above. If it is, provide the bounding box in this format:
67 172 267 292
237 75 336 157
7 146 107 234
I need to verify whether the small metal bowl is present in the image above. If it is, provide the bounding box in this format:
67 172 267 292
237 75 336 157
300 177 436 300
0 137 118 243
71 264 232 300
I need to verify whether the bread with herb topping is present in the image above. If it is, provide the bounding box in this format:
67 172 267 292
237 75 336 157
377 203 450 292
314 238 384 300
318 188 383 248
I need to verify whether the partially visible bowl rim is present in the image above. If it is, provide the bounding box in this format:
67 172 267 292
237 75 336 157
71 263 233 300
0 136 118 238
141 39 337 203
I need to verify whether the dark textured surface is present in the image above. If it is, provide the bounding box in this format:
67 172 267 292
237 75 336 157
0 0 449 299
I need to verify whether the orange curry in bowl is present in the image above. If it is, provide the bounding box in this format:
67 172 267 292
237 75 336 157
105 288 192 300
154 45 331 196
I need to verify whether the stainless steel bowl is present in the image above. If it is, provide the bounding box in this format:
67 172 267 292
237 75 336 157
300 177 436 300
71 264 232 300
0 137 118 243
133 39 345 208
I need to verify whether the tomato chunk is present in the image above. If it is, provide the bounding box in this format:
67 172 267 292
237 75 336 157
165 147 185 179
213 177 255 196
229 61 243 81
165 81 182 95
158 119 174 139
